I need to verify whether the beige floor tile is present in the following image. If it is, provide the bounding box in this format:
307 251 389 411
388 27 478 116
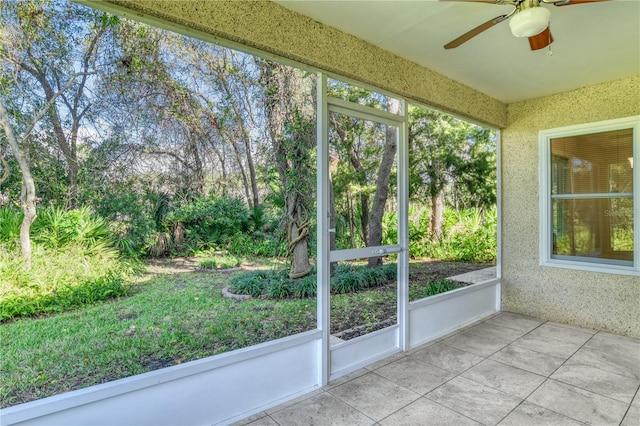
243 415 279 426
461 359 546 399
570 343 640 380
379 397 481 426
525 323 594 346
633 392 640 407
443 331 511 357
229 412 270 426
511 333 582 359
622 405 640 426
364 352 407 371
551 362 640 403
374 356 455 395
265 389 325 415
426 376 522 425
498 401 584 426
409 342 483 374
324 368 369 390
545 321 597 334
490 344 565 376
464 321 528 342
527 379 629 425
269 392 375 426
484 312 544 333
329 372 420 422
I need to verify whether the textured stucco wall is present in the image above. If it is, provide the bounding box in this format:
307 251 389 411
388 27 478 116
88 0 506 128
502 75 640 338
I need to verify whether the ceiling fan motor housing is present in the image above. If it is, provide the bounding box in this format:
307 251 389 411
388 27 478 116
509 5 551 37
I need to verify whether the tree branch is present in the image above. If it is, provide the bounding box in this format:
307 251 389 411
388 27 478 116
20 71 91 143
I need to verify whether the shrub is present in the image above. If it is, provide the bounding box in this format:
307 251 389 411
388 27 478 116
293 274 316 298
0 207 22 247
0 244 131 321
421 279 459 298
228 262 397 299
408 207 497 262
32 206 112 250
227 233 287 258
228 271 269 297
167 196 250 250
198 254 240 270
266 276 292 298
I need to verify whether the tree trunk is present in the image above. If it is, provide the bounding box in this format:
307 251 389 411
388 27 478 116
287 195 312 279
0 102 37 266
230 138 253 209
260 60 313 279
430 191 445 242
368 98 399 267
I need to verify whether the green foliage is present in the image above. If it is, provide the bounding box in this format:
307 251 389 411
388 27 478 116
292 274 316 298
228 270 273 297
167 195 250 250
229 262 397 299
227 233 287 258
408 105 496 210
421 279 459 298
266 275 292 298
407 206 497 263
198 254 240 270
0 206 132 321
81 175 170 257
31 206 111 251
0 244 130 321
0 207 22 247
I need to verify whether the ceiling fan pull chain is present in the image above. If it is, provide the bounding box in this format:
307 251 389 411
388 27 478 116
547 23 554 56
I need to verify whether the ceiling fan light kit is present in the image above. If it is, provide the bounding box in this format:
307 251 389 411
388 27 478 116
508 6 550 37
443 0 609 51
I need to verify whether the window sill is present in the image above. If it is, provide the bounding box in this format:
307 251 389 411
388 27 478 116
541 258 639 277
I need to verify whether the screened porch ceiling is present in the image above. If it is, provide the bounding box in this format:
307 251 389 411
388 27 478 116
275 0 640 104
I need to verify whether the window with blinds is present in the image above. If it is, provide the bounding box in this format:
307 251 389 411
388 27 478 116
540 116 638 275
550 129 633 263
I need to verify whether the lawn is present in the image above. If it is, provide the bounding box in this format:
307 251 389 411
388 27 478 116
0 257 490 407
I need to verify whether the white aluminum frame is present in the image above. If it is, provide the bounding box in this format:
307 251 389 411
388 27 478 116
539 115 640 276
320 80 410 380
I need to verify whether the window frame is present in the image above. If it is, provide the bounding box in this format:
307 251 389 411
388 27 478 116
539 115 640 276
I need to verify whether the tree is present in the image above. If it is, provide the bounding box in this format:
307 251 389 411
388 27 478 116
409 106 496 240
367 98 400 267
259 60 315 278
327 86 399 265
1 0 114 208
0 72 85 264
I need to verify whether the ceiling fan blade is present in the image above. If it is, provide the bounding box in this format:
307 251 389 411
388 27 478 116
552 0 609 6
529 27 554 50
444 15 509 49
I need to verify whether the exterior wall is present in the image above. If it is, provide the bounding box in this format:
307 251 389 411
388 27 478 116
502 75 640 338
88 0 507 128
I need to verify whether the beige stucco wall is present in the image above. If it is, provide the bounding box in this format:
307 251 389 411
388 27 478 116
502 75 640 338
90 0 506 128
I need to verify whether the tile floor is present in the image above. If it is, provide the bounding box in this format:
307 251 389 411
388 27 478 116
232 312 640 426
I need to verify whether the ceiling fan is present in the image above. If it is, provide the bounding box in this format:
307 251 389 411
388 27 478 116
443 0 609 51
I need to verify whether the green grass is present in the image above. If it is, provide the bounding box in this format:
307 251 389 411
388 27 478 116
0 266 316 407
0 258 483 408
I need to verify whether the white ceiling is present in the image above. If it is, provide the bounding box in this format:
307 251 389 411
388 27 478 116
275 0 640 103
